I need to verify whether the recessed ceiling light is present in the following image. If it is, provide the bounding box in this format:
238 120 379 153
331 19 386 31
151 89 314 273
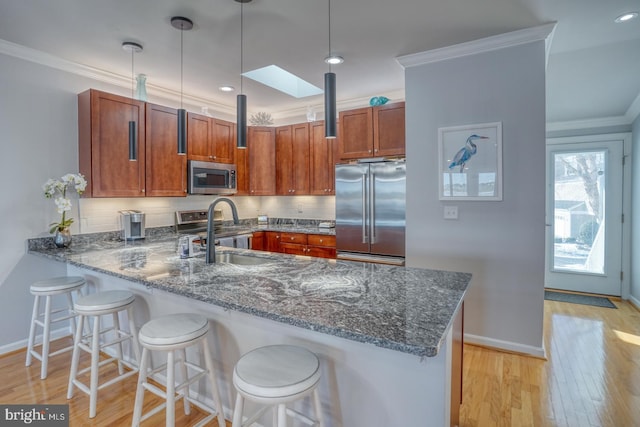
219 85 235 92
324 55 344 65
614 12 638 23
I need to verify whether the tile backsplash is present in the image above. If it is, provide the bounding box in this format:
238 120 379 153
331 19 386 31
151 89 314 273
77 195 335 234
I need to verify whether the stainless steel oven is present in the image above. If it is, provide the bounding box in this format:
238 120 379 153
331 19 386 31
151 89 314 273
188 160 237 195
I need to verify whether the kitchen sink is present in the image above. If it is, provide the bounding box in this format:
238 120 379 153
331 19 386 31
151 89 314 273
215 253 274 266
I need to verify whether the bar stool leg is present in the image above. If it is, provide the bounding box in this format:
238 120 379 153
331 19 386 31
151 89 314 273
40 295 52 379
202 337 226 427
127 306 141 365
232 393 244 427
112 312 124 375
178 348 191 416
313 389 325 427
166 350 176 427
89 315 101 418
25 295 40 367
67 314 85 399
277 404 287 427
65 291 77 338
131 347 149 427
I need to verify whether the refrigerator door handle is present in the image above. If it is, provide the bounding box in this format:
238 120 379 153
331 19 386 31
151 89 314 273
370 172 376 244
362 174 368 243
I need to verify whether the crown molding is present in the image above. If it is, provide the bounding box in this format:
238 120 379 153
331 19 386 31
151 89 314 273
626 91 640 123
0 38 236 116
396 22 557 69
546 115 632 133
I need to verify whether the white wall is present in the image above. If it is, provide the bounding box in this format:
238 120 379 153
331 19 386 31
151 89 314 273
631 114 640 308
0 52 335 350
404 41 547 355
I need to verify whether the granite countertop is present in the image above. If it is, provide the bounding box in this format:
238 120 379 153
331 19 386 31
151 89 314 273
27 230 470 357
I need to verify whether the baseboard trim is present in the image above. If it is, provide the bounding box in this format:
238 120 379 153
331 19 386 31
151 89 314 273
0 327 72 356
464 333 547 359
630 295 640 312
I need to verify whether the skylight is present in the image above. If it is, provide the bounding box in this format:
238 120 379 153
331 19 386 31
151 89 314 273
242 65 323 98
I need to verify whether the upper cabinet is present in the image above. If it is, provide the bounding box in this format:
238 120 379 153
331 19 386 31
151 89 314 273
145 103 187 197
338 101 405 160
79 89 146 197
309 121 337 195
187 113 235 164
78 89 187 198
275 123 310 195
248 126 276 195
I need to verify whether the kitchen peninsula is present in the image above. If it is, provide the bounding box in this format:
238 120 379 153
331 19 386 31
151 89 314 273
28 230 470 426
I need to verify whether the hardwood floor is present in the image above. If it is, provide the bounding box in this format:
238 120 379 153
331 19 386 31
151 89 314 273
1 299 638 426
460 299 640 427
0 337 229 426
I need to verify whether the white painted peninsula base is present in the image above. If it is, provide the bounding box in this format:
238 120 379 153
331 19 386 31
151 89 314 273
68 265 460 427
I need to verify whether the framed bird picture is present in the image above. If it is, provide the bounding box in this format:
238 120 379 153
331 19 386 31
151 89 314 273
438 122 503 201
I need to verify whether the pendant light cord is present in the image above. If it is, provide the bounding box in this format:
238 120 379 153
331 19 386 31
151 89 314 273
240 2 244 94
328 0 332 73
180 26 184 109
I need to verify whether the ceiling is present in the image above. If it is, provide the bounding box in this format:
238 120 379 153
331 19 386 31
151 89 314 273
1 0 639 127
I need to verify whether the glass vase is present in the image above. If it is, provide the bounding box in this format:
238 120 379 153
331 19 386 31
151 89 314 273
54 228 72 248
135 74 148 101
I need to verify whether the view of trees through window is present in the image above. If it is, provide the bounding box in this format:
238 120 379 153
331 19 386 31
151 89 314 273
553 150 605 274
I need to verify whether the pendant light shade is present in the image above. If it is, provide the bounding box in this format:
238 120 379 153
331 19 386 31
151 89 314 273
324 72 336 139
171 16 193 155
123 41 143 161
324 0 338 139
177 108 187 154
128 121 137 160
237 94 247 148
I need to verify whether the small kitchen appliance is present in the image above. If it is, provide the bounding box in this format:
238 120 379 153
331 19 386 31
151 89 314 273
120 210 146 240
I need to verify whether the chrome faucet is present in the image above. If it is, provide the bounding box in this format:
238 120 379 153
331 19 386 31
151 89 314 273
205 197 240 264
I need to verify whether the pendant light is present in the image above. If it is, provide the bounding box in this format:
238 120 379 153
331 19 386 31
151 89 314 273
324 0 337 139
171 16 193 155
122 41 143 161
235 0 251 149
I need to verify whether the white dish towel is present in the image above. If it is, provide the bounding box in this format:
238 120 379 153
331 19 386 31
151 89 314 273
218 237 234 248
235 235 249 249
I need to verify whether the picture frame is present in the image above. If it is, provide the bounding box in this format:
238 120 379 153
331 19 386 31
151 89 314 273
438 121 503 201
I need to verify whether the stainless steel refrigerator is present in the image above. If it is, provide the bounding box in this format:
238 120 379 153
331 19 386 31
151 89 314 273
335 160 406 265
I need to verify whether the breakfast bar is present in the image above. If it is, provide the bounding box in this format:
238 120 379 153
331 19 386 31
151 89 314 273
28 229 471 426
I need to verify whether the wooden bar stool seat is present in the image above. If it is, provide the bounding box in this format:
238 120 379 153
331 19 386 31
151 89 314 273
67 290 141 419
231 345 324 427
131 313 226 427
25 275 86 379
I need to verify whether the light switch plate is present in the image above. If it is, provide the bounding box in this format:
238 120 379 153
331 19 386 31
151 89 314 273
444 206 458 220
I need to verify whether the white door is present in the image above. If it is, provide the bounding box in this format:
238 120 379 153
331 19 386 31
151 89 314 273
545 137 624 296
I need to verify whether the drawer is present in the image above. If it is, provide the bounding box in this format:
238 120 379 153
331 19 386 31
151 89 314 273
280 232 308 244
308 234 336 247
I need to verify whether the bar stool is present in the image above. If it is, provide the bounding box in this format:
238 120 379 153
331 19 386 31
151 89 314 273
67 290 141 419
231 345 324 427
131 313 226 427
25 276 86 379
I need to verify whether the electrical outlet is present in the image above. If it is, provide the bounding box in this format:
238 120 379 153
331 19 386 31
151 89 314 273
297 204 303 213
443 206 458 220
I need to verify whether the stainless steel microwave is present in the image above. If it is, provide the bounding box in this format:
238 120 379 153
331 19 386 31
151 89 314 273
188 160 237 195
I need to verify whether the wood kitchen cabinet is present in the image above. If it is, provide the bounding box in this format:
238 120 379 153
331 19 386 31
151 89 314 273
248 126 276 195
187 113 235 164
259 231 336 259
78 89 146 197
309 121 337 195
338 102 405 160
275 124 310 195
251 231 265 250
145 103 187 197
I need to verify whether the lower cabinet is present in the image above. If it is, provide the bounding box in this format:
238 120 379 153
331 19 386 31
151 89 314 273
253 231 336 259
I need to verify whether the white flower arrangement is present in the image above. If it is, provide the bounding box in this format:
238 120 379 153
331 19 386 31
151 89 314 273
43 173 87 233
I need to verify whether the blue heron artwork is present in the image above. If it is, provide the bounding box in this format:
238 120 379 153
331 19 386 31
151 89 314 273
448 134 489 172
